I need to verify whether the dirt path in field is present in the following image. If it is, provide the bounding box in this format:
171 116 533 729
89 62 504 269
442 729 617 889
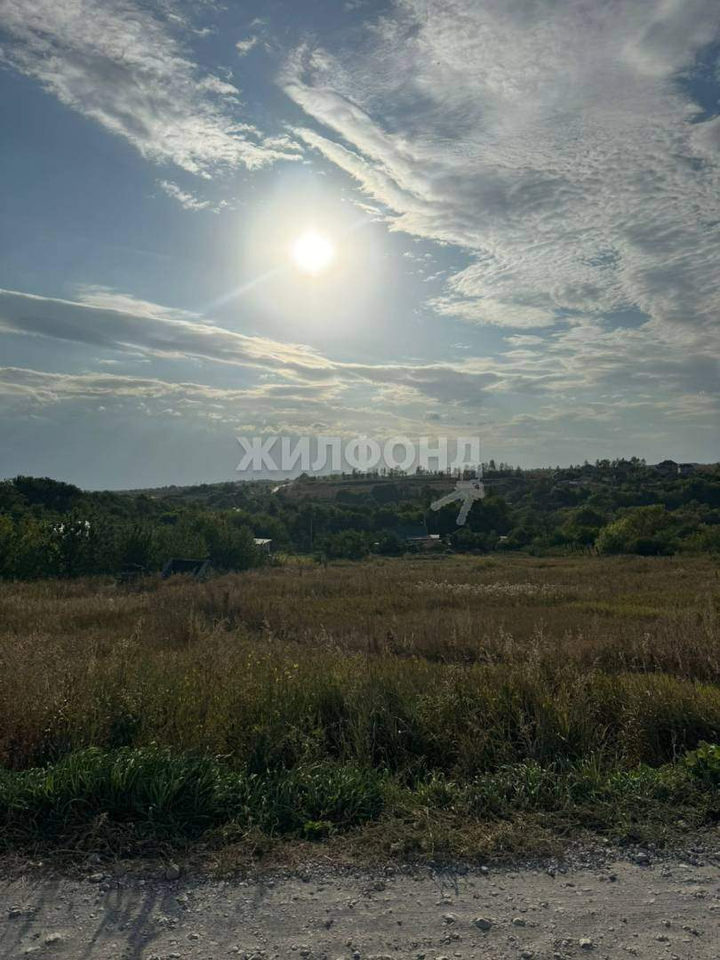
2 851 720 959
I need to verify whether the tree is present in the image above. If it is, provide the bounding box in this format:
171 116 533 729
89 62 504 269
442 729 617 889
116 523 156 569
317 530 371 560
190 514 261 571
51 512 113 577
450 527 495 552
597 505 676 555
560 506 606 546
376 531 404 555
13 476 83 513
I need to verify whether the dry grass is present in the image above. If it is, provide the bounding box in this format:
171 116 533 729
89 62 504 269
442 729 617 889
1 555 719 858
2 553 717 654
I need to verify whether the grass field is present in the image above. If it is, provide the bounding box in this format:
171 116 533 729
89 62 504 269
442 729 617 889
1 555 720 862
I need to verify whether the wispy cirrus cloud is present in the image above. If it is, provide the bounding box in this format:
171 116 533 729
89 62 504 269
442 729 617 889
0 366 340 407
0 366 356 443
0 0 300 175
157 180 226 213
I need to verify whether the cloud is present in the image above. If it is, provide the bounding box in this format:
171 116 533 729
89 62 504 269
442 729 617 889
1 284 716 451
0 367 358 445
543 318 720 397
0 0 300 175
430 296 556 329
340 361 498 406
0 365 491 445
157 179 226 212
0 287 333 377
0 286 509 413
692 116 720 156
283 0 720 343
0 366 338 407
236 36 258 57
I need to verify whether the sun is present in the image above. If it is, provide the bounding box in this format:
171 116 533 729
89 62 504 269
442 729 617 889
291 230 335 275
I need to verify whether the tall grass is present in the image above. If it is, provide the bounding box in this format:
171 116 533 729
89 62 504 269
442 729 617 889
0 748 383 847
0 555 718 852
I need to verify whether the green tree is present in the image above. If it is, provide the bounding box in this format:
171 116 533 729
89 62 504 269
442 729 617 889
597 505 676 555
203 518 261 571
318 530 371 560
376 531 404 555
116 523 156 570
560 506 606 546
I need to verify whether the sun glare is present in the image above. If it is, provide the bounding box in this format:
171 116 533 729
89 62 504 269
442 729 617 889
291 230 335 275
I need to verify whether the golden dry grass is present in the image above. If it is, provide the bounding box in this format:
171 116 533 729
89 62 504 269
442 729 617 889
0 554 718 769
1 554 720 858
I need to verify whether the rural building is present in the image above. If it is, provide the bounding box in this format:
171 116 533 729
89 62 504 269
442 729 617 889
254 538 273 554
397 522 442 549
653 459 679 476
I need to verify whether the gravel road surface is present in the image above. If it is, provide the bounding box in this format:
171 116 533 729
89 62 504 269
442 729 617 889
2 853 720 958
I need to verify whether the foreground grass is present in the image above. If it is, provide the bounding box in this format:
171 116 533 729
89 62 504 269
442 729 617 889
2 747 719 860
0 556 718 859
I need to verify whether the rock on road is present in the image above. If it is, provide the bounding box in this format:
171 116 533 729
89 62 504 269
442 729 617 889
2 855 720 959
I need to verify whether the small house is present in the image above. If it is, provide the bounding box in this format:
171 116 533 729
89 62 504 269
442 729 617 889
653 459 679 477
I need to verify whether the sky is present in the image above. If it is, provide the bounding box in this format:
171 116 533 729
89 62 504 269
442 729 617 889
0 0 719 488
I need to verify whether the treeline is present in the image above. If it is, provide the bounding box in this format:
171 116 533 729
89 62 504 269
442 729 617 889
0 478 263 579
0 461 719 577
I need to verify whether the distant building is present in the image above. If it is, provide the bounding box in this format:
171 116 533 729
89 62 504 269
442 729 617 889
253 538 273 555
651 460 697 478
652 459 679 477
396 522 442 549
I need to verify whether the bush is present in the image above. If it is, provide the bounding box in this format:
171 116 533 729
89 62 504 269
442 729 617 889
597 506 676 555
684 742 720 784
683 526 720 555
202 519 262 572
376 531 404 555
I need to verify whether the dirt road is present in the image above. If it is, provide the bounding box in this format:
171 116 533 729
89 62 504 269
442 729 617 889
2 852 720 959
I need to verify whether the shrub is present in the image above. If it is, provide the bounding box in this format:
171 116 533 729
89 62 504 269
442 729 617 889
684 742 720 784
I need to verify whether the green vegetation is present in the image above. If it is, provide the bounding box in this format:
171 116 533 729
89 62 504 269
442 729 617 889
683 741 720 785
2 745 719 855
0 479 264 578
1 459 719 578
0 749 383 845
0 555 718 859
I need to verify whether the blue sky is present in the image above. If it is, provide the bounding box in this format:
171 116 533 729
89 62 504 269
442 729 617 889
0 0 718 488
